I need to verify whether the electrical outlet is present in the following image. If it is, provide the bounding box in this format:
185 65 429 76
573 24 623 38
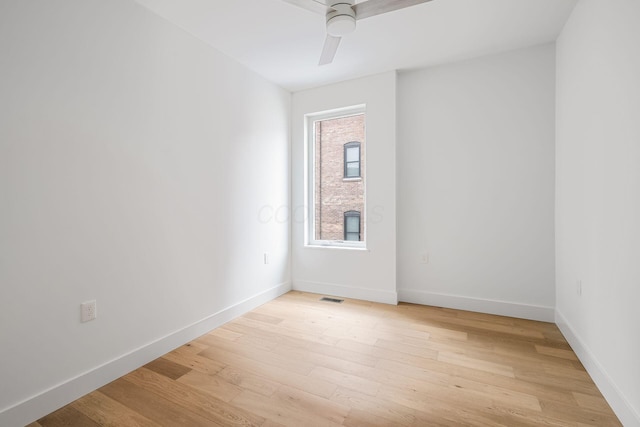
264 252 270 265
81 300 97 322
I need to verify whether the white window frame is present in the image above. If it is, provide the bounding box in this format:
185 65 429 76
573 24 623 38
304 104 366 249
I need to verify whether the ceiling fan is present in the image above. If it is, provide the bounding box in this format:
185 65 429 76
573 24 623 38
282 0 434 65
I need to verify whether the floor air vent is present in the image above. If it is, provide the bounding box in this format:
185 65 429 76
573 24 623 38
320 297 344 304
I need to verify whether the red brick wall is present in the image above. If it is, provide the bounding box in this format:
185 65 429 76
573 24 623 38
314 114 365 241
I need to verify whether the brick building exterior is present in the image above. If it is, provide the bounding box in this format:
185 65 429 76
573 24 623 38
314 114 365 241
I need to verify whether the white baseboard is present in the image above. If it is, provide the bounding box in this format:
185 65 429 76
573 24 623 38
398 288 555 322
292 280 398 305
555 310 640 427
0 281 291 427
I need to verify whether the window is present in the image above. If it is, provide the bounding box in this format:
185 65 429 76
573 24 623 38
344 142 361 178
344 211 361 241
306 105 365 248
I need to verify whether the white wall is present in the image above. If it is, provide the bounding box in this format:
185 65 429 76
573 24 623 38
291 72 397 304
556 0 640 424
397 44 557 321
0 0 290 425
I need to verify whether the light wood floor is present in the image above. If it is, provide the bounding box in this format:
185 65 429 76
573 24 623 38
31 291 621 426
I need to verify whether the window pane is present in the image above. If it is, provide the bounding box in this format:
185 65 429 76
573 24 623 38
346 215 359 232
346 146 359 162
345 232 359 241
313 112 365 243
346 162 359 177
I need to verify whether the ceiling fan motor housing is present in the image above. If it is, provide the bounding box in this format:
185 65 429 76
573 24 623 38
326 2 356 37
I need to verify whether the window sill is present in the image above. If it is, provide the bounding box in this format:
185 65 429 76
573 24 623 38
342 177 362 182
304 243 369 251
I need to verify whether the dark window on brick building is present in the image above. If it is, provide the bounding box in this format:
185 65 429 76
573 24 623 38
344 211 361 241
344 142 361 178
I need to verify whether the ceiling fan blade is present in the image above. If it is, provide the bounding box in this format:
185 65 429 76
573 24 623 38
281 0 334 15
353 0 433 20
319 34 341 65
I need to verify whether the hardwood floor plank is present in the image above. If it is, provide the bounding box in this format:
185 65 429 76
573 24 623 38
385 319 469 341
99 379 220 427
71 391 159 426
233 315 341 346
178 340 209 353
230 390 344 427
207 327 244 341
540 398 623 426
535 344 580 360
336 337 439 367
242 311 283 325
374 337 440 359
514 367 604 395
308 365 382 396
233 332 281 351
162 345 226 375
343 408 409 427
38 405 102 427
330 386 419 426
176 369 244 402
270 342 376 376
437 351 516 378
220 320 323 350
125 368 264 426
223 318 380 368
216 365 280 397
323 325 380 345
198 333 316 375
572 391 614 413
273 384 350 424
304 339 380 366
369 321 432 341
143 357 192 380
375 358 541 412
199 345 338 399
377 351 581 408
376 383 511 427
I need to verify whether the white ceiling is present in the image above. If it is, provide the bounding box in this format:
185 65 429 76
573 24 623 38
135 0 577 92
